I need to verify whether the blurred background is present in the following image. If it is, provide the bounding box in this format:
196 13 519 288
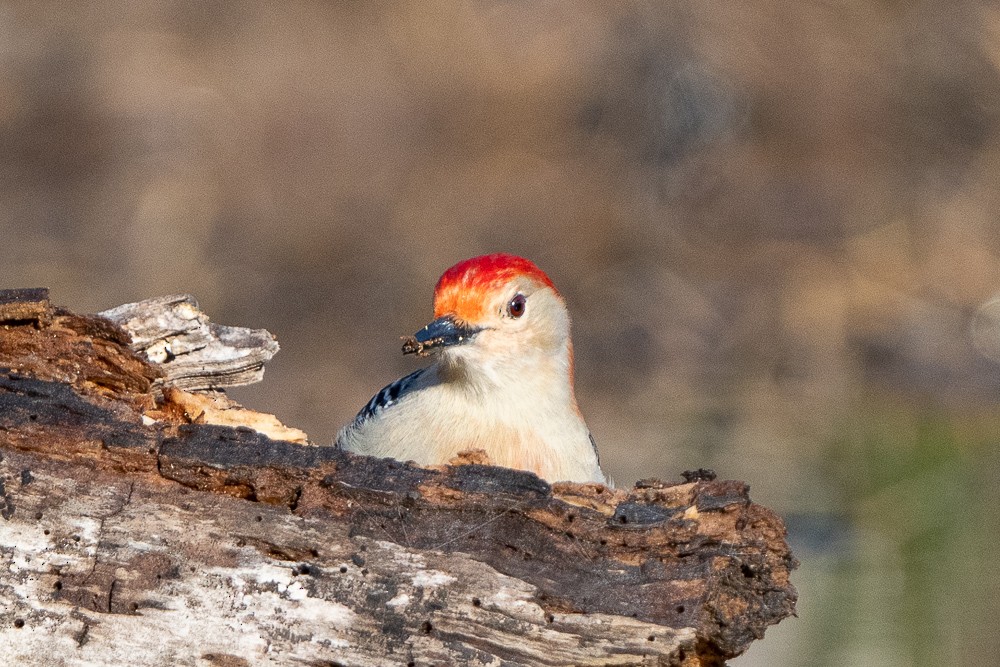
3 1 1000 664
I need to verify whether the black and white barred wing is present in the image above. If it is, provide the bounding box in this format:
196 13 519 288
349 368 427 429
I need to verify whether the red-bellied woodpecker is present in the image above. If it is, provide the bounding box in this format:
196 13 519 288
336 253 607 484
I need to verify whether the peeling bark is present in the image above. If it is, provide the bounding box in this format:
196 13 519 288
99 294 279 392
0 290 797 666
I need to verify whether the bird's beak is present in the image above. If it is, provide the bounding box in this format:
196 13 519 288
402 316 481 356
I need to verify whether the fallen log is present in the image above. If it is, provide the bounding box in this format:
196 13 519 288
0 289 797 666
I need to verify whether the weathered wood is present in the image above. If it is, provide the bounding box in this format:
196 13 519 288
0 292 159 412
0 288 50 323
99 294 279 392
0 289 797 666
162 386 310 444
0 449 698 666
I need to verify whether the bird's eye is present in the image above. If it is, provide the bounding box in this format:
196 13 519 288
507 293 526 319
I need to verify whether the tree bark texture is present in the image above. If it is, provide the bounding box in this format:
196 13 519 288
0 289 797 666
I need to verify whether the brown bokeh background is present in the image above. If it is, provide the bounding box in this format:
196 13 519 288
4 2 1000 663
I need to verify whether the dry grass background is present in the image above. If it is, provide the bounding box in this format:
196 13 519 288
3 2 1000 664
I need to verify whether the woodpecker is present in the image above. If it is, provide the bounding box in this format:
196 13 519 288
336 253 607 484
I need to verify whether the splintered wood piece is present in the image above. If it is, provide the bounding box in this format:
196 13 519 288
160 386 310 444
0 302 159 409
100 295 279 391
0 288 51 323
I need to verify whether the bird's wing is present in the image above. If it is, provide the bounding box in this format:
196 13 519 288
350 367 428 429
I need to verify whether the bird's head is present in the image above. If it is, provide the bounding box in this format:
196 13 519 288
402 254 573 378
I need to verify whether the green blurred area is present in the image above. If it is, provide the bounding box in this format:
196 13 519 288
746 403 1000 665
2 1 1000 663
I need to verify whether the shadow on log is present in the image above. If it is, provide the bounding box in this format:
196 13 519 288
0 289 797 666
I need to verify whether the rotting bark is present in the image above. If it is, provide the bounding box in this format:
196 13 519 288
0 289 797 666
